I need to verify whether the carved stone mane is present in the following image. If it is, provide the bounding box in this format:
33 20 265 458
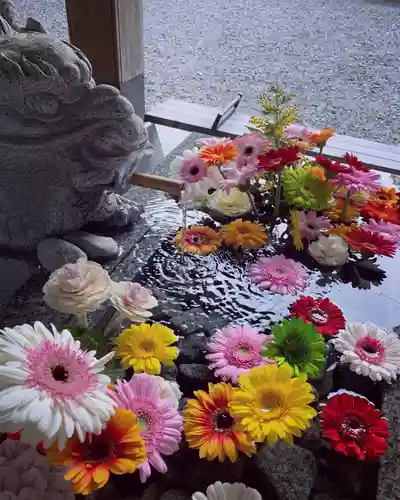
0 2 151 249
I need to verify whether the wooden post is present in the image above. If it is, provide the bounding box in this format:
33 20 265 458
65 0 145 118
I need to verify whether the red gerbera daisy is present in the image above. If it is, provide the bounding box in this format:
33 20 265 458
290 296 345 336
343 228 396 257
343 153 370 172
258 146 300 172
319 392 390 460
315 155 351 174
361 200 400 225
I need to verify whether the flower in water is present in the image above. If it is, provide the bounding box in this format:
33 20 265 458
343 228 396 257
373 187 398 207
264 318 326 379
207 187 253 217
234 133 268 160
220 219 268 250
324 197 361 222
43 257 111 315
199 140 238 167
290 296 345 336
0 439 74 499
319 391 389 460
363 219 400 246
283 166 332 210
206 324 273 383
308 235 349 266
170 148 220 201
229 364 316 445
192 481 262 500
0 322 115 450
309 166 326 182
299 210 332 241
151 376 182 409
249 254 308 294
328 223 360 238
110 281 158 322
112 374 183 482
333 169 381 195
233 156 259 184
184 382 256 462
307 127 335 146
48 408 146 495
175 225 222 255
332 322 400 382
343 153 370 172
115 323 178 374
258 146 301 173
361 200 400 224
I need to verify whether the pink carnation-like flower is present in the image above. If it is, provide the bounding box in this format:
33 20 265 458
248 254 308 294
206 325 274 383
112 374 183 483
299 211 332 240
363 219 400 246
333 169 381 195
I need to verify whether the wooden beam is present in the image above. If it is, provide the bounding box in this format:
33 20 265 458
65 0 145 117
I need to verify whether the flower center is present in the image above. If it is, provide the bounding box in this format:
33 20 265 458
227 343 258 368
356 336 385 364
85 439 113 462
51 364 69 382
189 234 206 245
190 166 200 176
140 340 154 353
341 415 366 439
214 410 234 432
136 410 150 433
243 145 255 156
283 335 308 362
309 307 329 325
259 390 282 412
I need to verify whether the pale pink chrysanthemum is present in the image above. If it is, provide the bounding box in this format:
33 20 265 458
333 170 381 195
112 373 183 483
0 322 115 450
248 254 308 294
299 210 332 241
206 325 274 383
234 133 268 160
283 124 315 141
363 219 400 246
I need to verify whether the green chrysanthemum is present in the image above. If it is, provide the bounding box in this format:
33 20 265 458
263 318 326 379
283 166 332 210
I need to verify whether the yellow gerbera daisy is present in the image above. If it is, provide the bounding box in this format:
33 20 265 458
175 226 221 255
184 382 256 462
329 223 360 237
374 187 398 207
220 219 268 250
115 323 178 374
229 364 316 446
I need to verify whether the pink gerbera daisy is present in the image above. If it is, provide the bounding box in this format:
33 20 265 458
235 133 269 161
333 169 381 195
299 211 332 240
363 219 400 246
206 325 274 383
248 254 309 294
112 374 183 483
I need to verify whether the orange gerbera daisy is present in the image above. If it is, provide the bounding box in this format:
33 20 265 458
308 127 335 146
362 200 400 225
175 225 221 254
48 409 146 495
329 223 360 237
309 166 326 182
184 382 256 462
324 198 360 222
199 141 238 167
220 219 268 249
373 187 398 207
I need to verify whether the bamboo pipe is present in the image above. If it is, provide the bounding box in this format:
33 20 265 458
129 173 183 198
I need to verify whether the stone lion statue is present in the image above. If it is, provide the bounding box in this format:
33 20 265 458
0 1 151 254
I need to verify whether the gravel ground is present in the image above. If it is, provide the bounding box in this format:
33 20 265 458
13 0 400 144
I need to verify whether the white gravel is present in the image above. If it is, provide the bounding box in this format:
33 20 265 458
14 0 400 144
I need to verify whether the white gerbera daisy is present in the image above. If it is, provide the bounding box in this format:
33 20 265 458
0 322 116 449
332 322 400 382
192 481 261 500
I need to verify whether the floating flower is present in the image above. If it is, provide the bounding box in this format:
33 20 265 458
232 156 259 184
0 439 74 500
234 133 268 160
343 228 396 257
229 364 316 445
308 235 349 266
308 166 326 181
43 257 111 316
264 318 326 378
363 219 400 246
248 254 308 294
220 219 268 250
152 376 182 409
206 325 273 383
175 225 222 255
299 210 332 241
307 127 335 146
324 197 361 222
283 166 332 210
110 281 158 322
192 481 262 500
334 185 370 206
199 140 238 167
48 409 146 495
207 187 253 217
343 153 370 172
319 391 390 460
290 296 345 336
332 322 400 382
112 374 183 482
361 200 400 225
0 322 115 450
114 323 178 375
170 148 220 201
315 155 351 174
328 223 360 238
332 169 381 195
373 187 398 207
184 382 256 462
258 146 301 173
291 210 303 250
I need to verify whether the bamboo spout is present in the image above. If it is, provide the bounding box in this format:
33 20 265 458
130 173 183 198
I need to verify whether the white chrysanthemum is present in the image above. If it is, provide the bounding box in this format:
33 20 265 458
110 281 158 322
0 322 116 449
192 481 261 500
332 322 400 382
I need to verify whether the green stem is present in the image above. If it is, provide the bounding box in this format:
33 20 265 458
247 191 259 218
341 192 350 221
273 172 282 217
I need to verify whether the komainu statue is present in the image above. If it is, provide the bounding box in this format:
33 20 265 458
0 1 151 256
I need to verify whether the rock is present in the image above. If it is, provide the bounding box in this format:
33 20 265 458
255 441 316 500
178 363 216 396
161 363 178 382
0 258 31 306
64 231 119 260
170 310 205 336
160 490 191 500
178 334 207 364
37 238 87 272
